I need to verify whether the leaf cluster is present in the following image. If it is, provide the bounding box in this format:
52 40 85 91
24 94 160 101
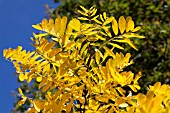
4 5 170 113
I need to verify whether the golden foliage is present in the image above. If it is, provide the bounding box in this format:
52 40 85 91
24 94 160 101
3 5 170 113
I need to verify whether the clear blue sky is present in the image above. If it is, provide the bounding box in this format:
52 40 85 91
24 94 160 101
0 0 59 112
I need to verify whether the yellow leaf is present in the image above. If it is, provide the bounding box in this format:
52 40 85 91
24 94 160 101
44 41 56 52
42 81 52 92
124 38 138 50
108 43 124 50
60 16 68 36
49 48 62 58
54 16 61 32
100 14 104 22
64 41 75 50
19 73 25 81
80 42 90 56
112 17 118 35
16 46 22 53
36 76 42 82
126 16 132 22
33 100 44 112
32 24 42 30
27 108 36 113
38 78 47 89
132 26 141 32
103 46 115 58
118 16 126 34
78 10 88 16
126 20 134 32
18 88 24 96
33 33 48 39
122 33 145 38
95 51 100 65
113 39 138 51
42 19 48 30
91 9 97 16
128 85 137 92
103 12 107 20
80 5 88 13
69 18 81 31
18 97 27 106
92 18 102 24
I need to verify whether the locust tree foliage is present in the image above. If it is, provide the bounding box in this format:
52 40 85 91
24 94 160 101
3 6 170 113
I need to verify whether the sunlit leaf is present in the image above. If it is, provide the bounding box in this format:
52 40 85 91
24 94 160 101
19 73 25 81
118 16 126 34
112 17 118 35
69 18 81 31
18 97 27 106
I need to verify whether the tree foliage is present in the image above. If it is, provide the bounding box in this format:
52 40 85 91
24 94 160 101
50 0 170 91
4 6 170 113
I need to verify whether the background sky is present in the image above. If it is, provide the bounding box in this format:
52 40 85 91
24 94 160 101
0 0 59 112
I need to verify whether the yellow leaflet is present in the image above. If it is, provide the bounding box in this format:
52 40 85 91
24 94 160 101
116 87 125 96
112 17 118 35
38 78 47 89
42 19 48 30
92 18 102 24
18 88 24 96
16 46 22 53
78 10 88 16
59 16 68 36
44 41 56 52
122 33 145 38
33 33 48 39
118 16 126 34
49 48 62 58
124 38 138 50
64 26 73 45
132 26 141 32
96 35 106 41
128 85 137 92
103 12 107 20
18 97 27 106
64 41 75 50
36 76 42 82
108 43 124 50
80 42 90 56
47 18 54 32
69 18 80 31
80 5 88 13
81 24 92 31
103 17 112 26
126 16 132 23
13 62 21 72
32 24 42 30
19 73 25 81
42 81 52 92
91 9 97 16
103 46 115 58
100 14 104 22
134 72 142 84
54 16 61 32
126 20 134 32
103 27 112 37
33 100 44 112
113 39 138 51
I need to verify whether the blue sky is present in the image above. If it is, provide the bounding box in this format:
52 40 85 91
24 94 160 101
0 0 59 112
